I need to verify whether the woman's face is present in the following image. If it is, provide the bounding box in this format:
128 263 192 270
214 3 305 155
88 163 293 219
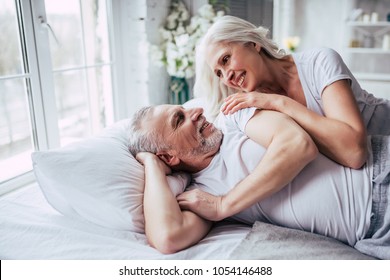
206 41 263 92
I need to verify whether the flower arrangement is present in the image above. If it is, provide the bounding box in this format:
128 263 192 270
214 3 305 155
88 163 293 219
283 36 300 52
150 0 225 79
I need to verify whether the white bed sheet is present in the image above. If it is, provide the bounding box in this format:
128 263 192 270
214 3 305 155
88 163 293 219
0 183 250 260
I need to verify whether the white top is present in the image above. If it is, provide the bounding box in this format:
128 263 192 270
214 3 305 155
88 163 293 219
189 107 373 246
292 48 387 129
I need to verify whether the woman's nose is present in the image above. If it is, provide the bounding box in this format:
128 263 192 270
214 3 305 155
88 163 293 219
222 69 233 85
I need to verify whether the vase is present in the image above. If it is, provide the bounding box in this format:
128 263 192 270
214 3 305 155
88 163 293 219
169 76 190 105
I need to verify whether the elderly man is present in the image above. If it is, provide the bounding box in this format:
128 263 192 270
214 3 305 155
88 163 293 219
128 105 389 260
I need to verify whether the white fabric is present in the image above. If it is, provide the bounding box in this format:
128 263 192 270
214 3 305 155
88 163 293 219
32 119 189 233
190 107 373 246
0 183 250 259
292 47 388 124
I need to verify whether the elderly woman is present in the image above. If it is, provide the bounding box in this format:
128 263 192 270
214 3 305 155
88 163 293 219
194 15 390 169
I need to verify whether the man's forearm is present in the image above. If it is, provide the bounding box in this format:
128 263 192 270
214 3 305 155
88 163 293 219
143 156 211 254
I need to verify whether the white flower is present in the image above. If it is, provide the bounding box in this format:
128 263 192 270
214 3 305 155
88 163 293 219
175 33 189 48
198 4 215 20
149 0 224 79
216 11 225 18
283 36 300 52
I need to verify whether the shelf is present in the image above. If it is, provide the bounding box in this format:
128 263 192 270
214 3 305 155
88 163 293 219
354 72 390 82
347 21 390 27
345 47 390 54
347 21 390 37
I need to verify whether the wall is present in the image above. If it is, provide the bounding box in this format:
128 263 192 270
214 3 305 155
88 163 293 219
273 0 350 52
273 0 390 99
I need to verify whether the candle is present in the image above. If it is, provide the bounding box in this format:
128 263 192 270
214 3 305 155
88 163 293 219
371 12 378 22
383 35 390 50
362 13 370 22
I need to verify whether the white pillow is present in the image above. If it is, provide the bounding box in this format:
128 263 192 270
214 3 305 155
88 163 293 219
32 119 190 233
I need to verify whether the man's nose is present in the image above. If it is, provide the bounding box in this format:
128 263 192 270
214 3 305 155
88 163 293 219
189 107 204 121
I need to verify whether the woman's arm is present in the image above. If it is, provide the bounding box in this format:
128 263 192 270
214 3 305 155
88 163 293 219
221 80 367 169
137 152 212 254
177 110 318 221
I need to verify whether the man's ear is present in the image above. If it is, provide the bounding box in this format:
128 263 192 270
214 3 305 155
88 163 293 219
156 152 180 167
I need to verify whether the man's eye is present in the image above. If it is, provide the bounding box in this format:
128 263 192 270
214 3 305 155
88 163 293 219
177 113 184 125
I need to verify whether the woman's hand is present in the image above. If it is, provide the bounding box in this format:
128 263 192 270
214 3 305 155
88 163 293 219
177 189 224 221
221 92 279 115
136 152 172 175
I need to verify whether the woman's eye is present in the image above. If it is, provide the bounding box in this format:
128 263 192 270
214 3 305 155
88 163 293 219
222 55 229 65
216 70 222 78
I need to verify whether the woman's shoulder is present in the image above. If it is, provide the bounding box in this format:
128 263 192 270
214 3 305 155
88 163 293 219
294 47 344 67
299 47 341 59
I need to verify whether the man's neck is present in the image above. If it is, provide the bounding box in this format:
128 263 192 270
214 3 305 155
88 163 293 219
174 152 217 174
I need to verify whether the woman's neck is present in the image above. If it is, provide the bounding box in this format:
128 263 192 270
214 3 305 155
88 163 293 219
260 55 306 105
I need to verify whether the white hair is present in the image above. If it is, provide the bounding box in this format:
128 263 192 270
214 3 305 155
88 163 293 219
194 15 286 120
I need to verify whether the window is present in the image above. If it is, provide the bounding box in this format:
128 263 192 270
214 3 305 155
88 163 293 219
0 0 118 194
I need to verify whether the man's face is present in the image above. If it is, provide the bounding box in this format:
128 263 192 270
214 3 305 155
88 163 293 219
145 105 223 158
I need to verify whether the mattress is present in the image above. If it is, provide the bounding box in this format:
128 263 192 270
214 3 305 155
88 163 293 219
0 183 250 260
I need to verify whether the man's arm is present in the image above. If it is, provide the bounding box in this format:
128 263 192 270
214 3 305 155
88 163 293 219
177 109 319 221
137 152 212 254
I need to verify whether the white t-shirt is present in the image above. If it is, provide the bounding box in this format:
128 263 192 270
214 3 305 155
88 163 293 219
292 47 388 133
189 107 372 246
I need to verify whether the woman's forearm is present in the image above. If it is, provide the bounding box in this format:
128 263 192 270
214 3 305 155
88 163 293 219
220 117 318 218
274 95 367 169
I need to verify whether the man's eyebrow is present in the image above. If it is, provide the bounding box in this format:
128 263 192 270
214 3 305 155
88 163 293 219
170 109 180 130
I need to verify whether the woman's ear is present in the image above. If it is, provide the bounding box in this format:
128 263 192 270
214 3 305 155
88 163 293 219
245 42 261 53
156 152 180 167
254 42 261 52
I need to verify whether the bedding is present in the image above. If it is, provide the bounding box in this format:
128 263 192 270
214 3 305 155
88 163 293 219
31 119 189 233
230 221 376 260
0 183 376 260
0 183 250 259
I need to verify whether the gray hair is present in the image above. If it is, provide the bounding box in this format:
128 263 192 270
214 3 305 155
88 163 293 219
194 15 286 120
127 106 170 156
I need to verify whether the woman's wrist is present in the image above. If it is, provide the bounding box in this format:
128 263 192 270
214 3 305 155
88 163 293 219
272 94 288 112
219 195 233 220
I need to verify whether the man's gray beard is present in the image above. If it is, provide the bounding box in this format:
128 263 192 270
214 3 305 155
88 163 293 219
180 128 223 157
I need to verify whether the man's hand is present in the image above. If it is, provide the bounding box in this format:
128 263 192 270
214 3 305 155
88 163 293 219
136 152 172 175
177 189 224 221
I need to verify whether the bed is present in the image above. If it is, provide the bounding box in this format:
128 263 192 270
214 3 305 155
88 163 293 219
0 182 375 260
0 100 376 260
0 183 251 259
